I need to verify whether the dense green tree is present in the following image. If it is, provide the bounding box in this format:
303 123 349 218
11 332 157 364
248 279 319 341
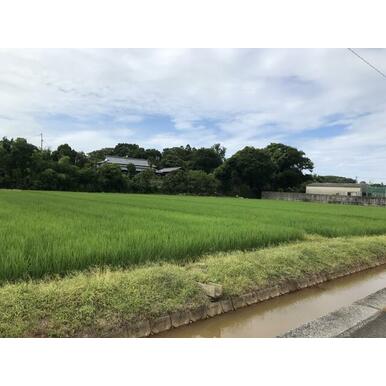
160 145 193 168
0 137 38 188
113 143 145 158
160 144 225 172
30 149 54 171
87 147 114 163
0 136 320 197
189 146 224 173
77 167 99 192
52 144 77 163
312 175 357 184
144 148 162 167
35 168 62 190
161 170 189 194
74 151 88 167
185 170 219 195
215 146 275 197
126 163 137 178
211 143 226 161
162 170 219 195
0 138 13 187
96 164 129 192
132 169 161 193
52 144 88 168
264 143 314 191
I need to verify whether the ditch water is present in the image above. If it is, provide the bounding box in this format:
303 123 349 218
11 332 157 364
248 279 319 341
157 265 386 338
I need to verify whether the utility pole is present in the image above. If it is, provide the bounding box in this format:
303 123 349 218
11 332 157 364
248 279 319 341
40 132 43 151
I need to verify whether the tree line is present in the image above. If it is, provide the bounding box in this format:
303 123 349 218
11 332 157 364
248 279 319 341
0 136 346 197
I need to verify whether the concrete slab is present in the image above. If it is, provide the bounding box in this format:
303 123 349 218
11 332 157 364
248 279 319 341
354 287 386 310
207 302 222 317
189 305 208 322
243 292 258 305
220 299 234 313
150 315 172 334
349 312 386 338
127 319 151 338
280 287 386 338
232 296 247 310
255 288 271 301
197 282 223 300
170 310 191 328
281 304 379 338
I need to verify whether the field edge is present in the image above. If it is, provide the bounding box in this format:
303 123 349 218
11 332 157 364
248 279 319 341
1 234 386 337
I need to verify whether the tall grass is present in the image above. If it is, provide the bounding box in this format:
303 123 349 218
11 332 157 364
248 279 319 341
1 190 386 282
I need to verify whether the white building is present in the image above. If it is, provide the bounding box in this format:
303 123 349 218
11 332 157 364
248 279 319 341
306 183 367 197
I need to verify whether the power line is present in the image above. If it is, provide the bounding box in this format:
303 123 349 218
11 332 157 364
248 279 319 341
347 48 386 79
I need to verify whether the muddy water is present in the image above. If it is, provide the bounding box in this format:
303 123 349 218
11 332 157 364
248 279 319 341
158 266 386 338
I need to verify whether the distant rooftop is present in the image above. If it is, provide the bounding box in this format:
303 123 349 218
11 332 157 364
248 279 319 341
156 167 181 174
100 156 149 167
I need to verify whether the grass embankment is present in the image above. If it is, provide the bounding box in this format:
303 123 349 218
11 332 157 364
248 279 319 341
2 190 386 282
1 235 386 337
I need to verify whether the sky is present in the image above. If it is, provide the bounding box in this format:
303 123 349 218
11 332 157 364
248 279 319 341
0 48 385 182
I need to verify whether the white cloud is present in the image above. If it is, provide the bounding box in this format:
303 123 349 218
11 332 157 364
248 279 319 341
0 48 385 181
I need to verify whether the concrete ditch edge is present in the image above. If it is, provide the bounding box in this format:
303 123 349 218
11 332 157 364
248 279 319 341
125 260 386 338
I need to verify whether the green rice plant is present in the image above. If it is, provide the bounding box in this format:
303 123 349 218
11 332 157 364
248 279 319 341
1 189 386 282
1 234 386 337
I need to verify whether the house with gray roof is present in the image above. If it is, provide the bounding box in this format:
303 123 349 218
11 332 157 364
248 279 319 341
98 156 182 175
97 156 151 173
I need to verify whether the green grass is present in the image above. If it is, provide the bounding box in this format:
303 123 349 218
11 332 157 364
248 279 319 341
2 189 386 282
0 265 209 337
1 234 386 337
188 234 386 296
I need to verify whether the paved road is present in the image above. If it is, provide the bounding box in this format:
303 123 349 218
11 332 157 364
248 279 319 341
349 312 386 338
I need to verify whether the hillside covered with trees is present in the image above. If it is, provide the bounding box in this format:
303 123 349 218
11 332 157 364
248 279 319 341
0 136 322 197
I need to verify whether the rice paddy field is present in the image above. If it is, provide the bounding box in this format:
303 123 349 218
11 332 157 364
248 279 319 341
2 189 386 283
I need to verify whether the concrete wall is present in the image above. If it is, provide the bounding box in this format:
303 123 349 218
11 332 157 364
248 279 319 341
306 186 362 196
262 191 386 206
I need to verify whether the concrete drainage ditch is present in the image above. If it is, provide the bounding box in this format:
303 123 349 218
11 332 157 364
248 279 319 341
121 260 386 338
